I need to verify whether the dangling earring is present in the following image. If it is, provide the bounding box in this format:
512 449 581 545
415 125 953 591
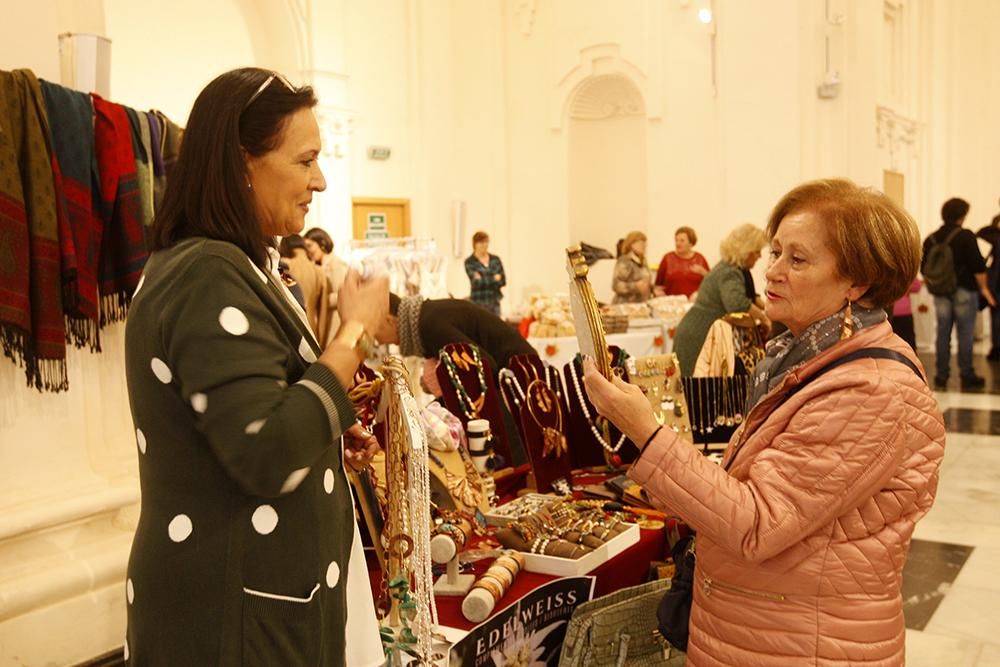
840 300 854 340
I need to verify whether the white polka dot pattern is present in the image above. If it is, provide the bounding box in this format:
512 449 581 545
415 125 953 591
326 561 340 588
298 337 317 363
150 357 172 384
324 468 335 494
191 393 208 414
136 429 147 455
126 578 134 604
168 514 193 542
252 505 279 535
134 274 145 296
280 467 310 494
219 306 250 336
245 419 266 435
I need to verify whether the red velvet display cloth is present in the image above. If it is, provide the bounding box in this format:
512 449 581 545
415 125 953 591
367 526 666 633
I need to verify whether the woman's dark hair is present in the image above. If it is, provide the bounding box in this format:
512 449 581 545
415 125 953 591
941 198 970 225
150 68 318 267
278 234 306 258
472 231 489 246
304 227 334 254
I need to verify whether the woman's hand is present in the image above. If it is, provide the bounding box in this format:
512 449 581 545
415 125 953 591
581 357 660 448
343 423 380 471
338 269 389 335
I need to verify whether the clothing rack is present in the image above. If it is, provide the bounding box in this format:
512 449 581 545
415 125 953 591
342 237 449 298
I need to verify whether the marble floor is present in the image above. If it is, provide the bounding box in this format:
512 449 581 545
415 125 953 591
903 351 1000 667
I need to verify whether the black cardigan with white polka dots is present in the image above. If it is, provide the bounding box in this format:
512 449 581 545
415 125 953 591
123 238 358 666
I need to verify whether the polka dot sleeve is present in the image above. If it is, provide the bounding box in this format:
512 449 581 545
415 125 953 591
158 249 356 498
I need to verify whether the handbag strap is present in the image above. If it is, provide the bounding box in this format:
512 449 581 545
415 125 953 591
724 347 924 473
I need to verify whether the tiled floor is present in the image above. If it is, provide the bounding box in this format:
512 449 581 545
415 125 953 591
904 351 1000 666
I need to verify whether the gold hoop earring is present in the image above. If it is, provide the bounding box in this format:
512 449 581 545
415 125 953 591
840 300 854 340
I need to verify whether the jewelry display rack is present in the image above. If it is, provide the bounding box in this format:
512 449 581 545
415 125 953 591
498 354 573 493
378 357 436 663
561 348 639 467
625 353 694 443
435 342 515 467
679 375 752 451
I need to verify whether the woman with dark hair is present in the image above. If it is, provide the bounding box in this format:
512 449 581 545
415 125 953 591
305 226 350 341
654 226 710 298
464 230 507 315
584 179 945 666
126 68 386 666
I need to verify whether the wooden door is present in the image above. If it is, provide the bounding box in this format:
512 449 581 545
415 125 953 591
352 197 411 240
883 170 904 208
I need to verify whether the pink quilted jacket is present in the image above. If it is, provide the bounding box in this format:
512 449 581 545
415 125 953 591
630 322 945 666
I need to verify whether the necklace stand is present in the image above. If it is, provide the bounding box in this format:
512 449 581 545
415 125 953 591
435 342 515 467
562 346 639 468
505 354 573 493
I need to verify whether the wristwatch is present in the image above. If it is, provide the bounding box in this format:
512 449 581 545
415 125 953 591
336 320 377 359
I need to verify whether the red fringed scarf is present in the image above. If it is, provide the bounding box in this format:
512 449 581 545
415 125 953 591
91 94 148 325
0 69 68 391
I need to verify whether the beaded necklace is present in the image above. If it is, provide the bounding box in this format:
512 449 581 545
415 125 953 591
567 357 627 453
438 346 488 419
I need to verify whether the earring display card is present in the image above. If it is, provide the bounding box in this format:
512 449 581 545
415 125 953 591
625 354 693 444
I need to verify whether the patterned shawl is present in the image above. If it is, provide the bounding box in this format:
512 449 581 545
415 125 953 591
40 79 102 350
746 304 887 411
0 69 69 391
91 93 149 324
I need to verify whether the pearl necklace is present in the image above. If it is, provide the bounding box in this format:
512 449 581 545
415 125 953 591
567 359 627 453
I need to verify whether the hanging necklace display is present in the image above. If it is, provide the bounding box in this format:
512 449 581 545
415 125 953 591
379 356 436 664
497 368 525 415
524 380 568 459
567 357 627 453
438 346 488 419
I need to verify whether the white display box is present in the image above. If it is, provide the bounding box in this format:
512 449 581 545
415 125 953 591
484 493 561 527
521 522 640 577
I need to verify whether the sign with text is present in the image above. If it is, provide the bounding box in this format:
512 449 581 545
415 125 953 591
449 576 595 667
365 212 388 239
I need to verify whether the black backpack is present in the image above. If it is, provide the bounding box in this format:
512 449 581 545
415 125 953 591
923 227 962 296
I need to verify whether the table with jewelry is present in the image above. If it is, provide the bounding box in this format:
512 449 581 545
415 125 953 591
528 323 673 369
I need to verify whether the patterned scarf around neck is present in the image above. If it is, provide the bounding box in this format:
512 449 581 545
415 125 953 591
746 304 887 411
397 295 425 357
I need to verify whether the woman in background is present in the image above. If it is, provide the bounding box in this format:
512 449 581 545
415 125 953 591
305 226 350 341
464 230 507 316
672 224 770 375
611 231 652 303
654 226 710 298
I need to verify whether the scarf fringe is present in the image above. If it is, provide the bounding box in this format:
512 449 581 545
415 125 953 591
1 325 69 393
65 315 102 352
99 291 132 327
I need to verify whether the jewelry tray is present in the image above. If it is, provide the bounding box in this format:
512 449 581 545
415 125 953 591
483 493 560 527
521 522 639 577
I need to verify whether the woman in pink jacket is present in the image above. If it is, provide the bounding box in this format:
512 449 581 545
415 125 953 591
584 178 945 666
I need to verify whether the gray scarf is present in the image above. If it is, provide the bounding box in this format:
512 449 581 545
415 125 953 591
746 304 887 411
397 295 425 357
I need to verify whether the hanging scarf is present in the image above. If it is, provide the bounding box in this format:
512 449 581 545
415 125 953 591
0 69 69 391
746 304 887 411
144 111 166 211
397 296 425 357
91 93 149 325
40 79 103 350
124 106 155 228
